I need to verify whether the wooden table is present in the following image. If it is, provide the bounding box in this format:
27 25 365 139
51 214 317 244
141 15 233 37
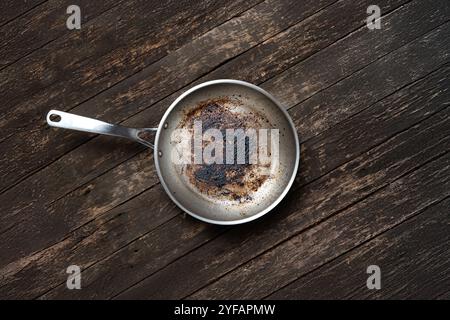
0 0 449 300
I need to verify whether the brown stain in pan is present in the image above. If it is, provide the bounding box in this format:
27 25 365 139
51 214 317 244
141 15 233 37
178 97 272 202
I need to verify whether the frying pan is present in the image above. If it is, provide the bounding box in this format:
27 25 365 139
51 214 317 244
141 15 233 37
46 80 299 225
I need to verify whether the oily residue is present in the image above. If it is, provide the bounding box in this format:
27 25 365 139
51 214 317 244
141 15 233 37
178 97 271 202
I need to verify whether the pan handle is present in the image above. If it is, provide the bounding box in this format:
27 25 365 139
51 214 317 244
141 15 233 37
46 109 157 149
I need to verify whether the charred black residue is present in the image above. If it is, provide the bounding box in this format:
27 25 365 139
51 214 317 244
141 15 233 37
194 164 228 188
178 97 272 202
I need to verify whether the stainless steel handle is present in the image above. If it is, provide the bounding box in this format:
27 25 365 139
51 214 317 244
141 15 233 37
46 110 157 149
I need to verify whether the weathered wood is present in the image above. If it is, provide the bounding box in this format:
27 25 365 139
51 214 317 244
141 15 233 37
1 0 449 300
2 0 434 220
271 0 450 120
0 0 261 113
196 0 408 85
0 0 353 249
0 0 331 192
1 2 448 298
0 0 46 27
38 69 449 299
267 197 450 299
187 153 449 299
437 291 450 300
0 185 225 299
0 0 410 299
0 0 122 70
3 10 448 274
0 0 426 239
0 0 379 219
0 150 159 268
0 0 264 180
296 62 450 186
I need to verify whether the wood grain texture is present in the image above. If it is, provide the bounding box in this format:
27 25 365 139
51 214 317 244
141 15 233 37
0 0 263 188
437 290 450 300
189 153 450 299
0 0 424 258
267 197 450 299
0 0 449 300
115 110 450 299
0 0 122 70
40 65 450 299
112 26 450 299
0 0 422 283
0 0 345 264
0 0 46 27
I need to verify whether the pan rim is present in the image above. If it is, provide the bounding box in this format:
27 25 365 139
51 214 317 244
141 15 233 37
154 79 300 225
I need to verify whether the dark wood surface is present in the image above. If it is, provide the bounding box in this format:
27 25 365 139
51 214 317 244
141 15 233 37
0 0 449 300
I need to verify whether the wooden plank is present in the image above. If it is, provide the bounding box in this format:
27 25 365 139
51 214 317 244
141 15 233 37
0 0 332 192
188 153 450 299
0 0 446 294
0 0 346 239
37 68 449 299
0 185 218 299
0 0 422 232
0 0 403 298
0 6 446 258
437 291 450 300
0 150 160 267
0 0 262 114
295 65 450 186
267 197 450 299
2 0 435 218
195 0 408 84
0 0 263 134
1 0 448 300
265 0 450 110
268 1 450 125
0 0 122 70
0 0 46 27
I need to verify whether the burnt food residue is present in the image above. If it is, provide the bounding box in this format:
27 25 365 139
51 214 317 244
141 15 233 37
178 97 271 202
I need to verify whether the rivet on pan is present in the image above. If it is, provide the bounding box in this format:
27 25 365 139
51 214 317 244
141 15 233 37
163 122 168 129
158 150 163 157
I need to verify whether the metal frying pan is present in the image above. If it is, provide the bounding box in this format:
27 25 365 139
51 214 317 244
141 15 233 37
46 79 299 225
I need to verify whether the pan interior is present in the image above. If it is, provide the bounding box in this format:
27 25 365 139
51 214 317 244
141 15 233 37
155 81 298 223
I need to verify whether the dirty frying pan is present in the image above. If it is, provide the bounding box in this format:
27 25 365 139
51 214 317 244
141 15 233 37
46 80 300 225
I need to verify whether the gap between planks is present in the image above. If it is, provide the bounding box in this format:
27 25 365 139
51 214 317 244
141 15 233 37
0 0 127 73
261 194 450 299
0 0 48 29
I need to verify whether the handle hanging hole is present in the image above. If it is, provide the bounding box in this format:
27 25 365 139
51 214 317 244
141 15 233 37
136 128 157 149
137 130 155 141
49 114 61 122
